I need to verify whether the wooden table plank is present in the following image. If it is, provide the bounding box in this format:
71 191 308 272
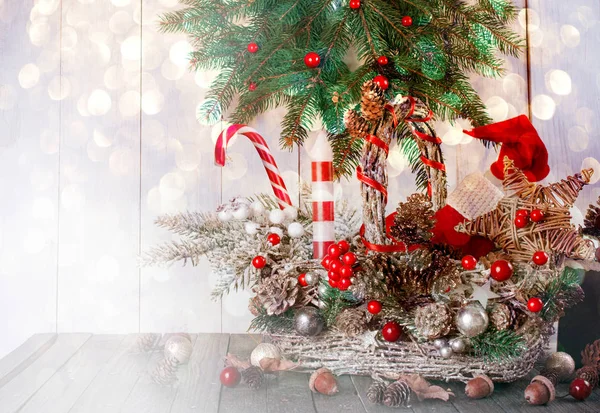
0 334 56 389
351 376 414 412
120 334 198 413
0 333 91 413
218 334 267 413
17 335 124 413
68 333 161 413
268 371 316 413
312 375 366 413
170 333 230 413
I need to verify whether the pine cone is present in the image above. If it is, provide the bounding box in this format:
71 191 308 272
383 379 411 408
360 80 386 121
489 303 515 331
136 333 160 353
414 302 452 339
242 366 265 390
576 366 599 388
344 110 370 138
583 196 600 237
335 308 367 337
367 380 387 404
390 194 435 245
152 356 179 385
253 274 299 315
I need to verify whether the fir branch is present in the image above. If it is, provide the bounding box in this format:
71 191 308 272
318 282 360 327
541 267 585 322
470 328 527 361
249 307 295 333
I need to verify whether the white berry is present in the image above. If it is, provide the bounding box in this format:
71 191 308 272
269 209 286 224
250 201 265 215
283 206 298 221
269 227 284 238
287 222 305 238
244 221 260 235
232 205 250 220
218 210 233 222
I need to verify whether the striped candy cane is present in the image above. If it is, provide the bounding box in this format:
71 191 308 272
215 124 293 209
310 132 335 259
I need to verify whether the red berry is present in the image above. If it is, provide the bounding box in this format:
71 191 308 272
570 378 592 401
328 244 341 259
298 273 308 287
337 240 350 254
252 256 266 269
328 278 338 288
304 52 321 68
377 55 389 65
527 297 543 313
461 255 478 270
339 277 352 291
342 252 357 266
220 366 241 387
248 82 257 91
373 75 389 90
514 216 528 229
516 209 529 218
530 209 545 222
339 265 354 278
490 259 513 282
321 255 332 269
329 259 342 273
247 42 259 53
267 233 281 246
532 251 549 265
349 0 360 9
367 300 382 315
382 321 402 342
402 16 413 27
328 270 340 282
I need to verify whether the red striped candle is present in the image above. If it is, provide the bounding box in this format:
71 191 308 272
310 132 335 259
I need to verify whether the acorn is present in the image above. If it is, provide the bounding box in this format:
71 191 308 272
309 368 339 396
524 375 556 405
465 375 494 399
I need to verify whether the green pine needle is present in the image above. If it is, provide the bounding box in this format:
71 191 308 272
318 282 360 327
249 307 295 333
470 329 527 362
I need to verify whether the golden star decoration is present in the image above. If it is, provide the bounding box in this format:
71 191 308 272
455 157 595 263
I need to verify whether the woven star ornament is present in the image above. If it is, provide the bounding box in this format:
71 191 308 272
455 157 595 263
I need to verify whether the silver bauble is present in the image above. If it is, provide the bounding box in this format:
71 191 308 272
439 346 454 359
294 307 324 336
318 284 328 296
250 343 281 367
304 272 319 286
164 335 193 364
455 304 489 337
450 338 467 353
545 352 576 381
433 338 447 349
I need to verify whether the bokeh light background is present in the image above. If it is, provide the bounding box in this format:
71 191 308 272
0 0 599 358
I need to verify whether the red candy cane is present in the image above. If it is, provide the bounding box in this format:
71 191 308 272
215 124 293 209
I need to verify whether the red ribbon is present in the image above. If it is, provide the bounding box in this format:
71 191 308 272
357 165 388 203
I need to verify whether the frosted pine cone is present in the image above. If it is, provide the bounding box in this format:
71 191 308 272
242 366 265 390
489 303 515 331
152 356 179 385
361 80 386 121
254 274 299 315
367 380 387 404
383 379 411 408
390 194 435 245
414 303 452 339
335 308 367 337
136 333 160 353
344 110 370 138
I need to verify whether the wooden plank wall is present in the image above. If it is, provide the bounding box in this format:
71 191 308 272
1 0 599 357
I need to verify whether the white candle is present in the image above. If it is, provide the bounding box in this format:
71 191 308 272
310 132 335 259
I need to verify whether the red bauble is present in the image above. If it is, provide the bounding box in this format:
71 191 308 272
321 255 332 269
220 366 241 387
328 278 338 288
569 378 592 401
514 216 529 229
304 52 321 68
328 244 341 259
401 16 413 27
339 265 354 278
490 260 513 282
382 321 402 342
532 251 549 265
252 256 266 269
247 42 259 53
342 252 357 266
367 300 382 315
267 233 281 246
338 240 350 254
516 209 529 218
298 273 308 287
329 259 342 273
328 270 340 282
339 277 352 291
530 209 545 222
461 255 478 270
377 55 389 65
349 0 360 9
373 75 389 90
248 82 257 91
527 297 543 313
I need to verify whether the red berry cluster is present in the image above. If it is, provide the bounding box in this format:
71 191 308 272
321 240 357 291
514 209 545 229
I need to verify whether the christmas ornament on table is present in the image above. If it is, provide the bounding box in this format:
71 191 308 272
242 366 265 389
569 338 600 401
250 343 281 367
309 368 338 396
383 379 412 408
465 375 494 399
524 351 576 405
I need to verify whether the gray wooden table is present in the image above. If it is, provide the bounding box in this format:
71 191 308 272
0 334 598 412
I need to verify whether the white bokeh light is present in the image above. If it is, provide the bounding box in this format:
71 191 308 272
111 0 131 7
93 128 113 147
109 148 136 176
160 172 186 200
141 89 164 115
18 63 40 89
121 35 141 60
109 11 132 34
547 70 572 96
169 40 193 68
161 59 185 80
485 96 509 122
88 89 112 116
531 95 556 120
119 90 140 117
582 158 600 185
567 126 589 152
560 25 580 48
176 144 202 171
48 76 71 100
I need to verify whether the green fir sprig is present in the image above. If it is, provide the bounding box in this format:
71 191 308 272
470 328 527 361
249 307 295 333
318 282 361 327
541 267 584 322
